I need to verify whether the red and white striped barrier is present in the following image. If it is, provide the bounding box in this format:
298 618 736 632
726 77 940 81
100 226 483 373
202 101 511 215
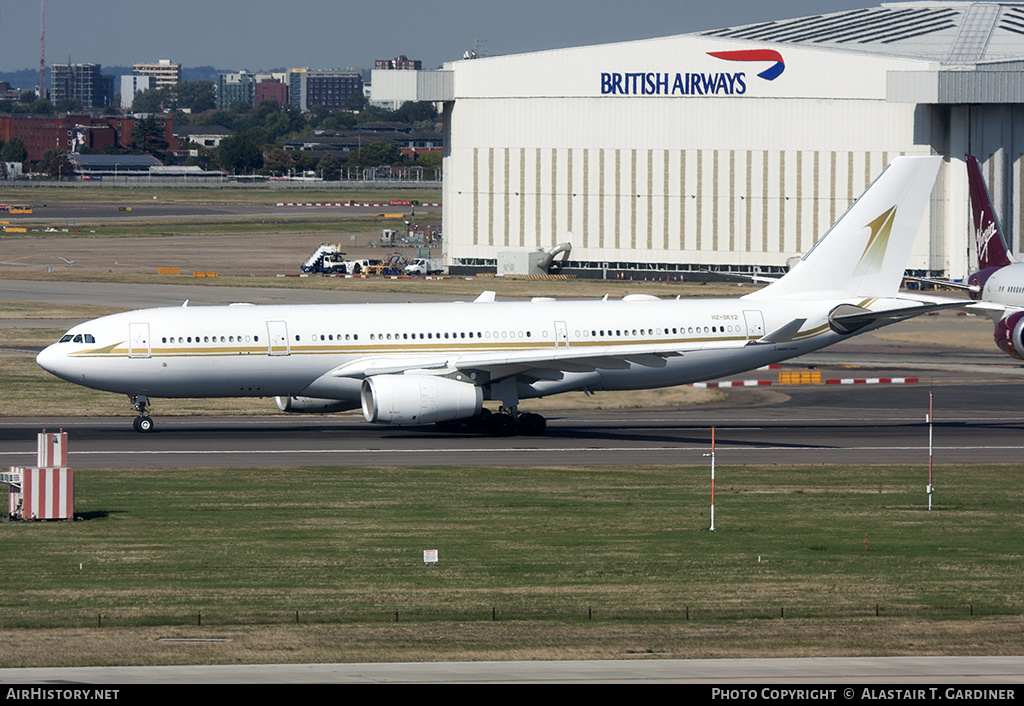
3 432 75 520
37 431 67 466
825 377 918 385
6 467 73 520
692 380 772 388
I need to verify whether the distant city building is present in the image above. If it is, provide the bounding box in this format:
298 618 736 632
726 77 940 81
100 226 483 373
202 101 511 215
369 67 440 111
0 82 22 102
375 55 422 70
0 115 180 162
68 153 162 177
217 71 287 110
254 80 287 108
120 75 151 110
50 64 115 109
174 125 235 149
287 68 363 112
281 125 442 162
132 60 181 88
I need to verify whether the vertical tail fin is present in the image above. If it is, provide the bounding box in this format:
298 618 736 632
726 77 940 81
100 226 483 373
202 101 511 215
748 156 941 301
966 154 1014 269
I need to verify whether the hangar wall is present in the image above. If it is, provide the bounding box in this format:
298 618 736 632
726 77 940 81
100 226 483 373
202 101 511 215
441 35 944 275
445 102 932 269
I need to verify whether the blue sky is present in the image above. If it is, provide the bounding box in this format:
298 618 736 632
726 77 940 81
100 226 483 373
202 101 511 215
0 1 921 72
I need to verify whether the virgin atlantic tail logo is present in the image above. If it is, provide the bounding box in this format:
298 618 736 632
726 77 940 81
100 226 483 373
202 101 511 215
707 49 785 81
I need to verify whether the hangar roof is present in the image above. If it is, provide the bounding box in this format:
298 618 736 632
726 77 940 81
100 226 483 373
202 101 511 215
699 1 1024 67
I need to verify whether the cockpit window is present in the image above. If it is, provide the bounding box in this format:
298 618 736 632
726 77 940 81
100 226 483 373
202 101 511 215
59 333 95 343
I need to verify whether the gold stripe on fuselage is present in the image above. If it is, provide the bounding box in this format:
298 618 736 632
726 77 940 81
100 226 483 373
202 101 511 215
66 334 754 359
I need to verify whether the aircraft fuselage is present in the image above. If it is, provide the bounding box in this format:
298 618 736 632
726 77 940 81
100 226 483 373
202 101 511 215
36 296 845 407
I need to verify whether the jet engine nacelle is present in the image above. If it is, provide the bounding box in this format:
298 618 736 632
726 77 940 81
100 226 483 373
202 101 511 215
361 375 483 425
994 311 1024 360
276 396 352 414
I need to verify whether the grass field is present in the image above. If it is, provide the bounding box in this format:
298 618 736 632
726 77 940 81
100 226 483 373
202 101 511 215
1 463 1021 666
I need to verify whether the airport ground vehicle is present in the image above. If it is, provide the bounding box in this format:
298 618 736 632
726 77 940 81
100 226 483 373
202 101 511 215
404 258 444 275
301 244 369 275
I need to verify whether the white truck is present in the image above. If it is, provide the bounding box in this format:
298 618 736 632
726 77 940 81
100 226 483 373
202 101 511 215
404 258 444 276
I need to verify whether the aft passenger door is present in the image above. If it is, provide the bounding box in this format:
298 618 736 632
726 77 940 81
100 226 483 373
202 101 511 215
553 320 568 348
128 323 150 359
267 321 290 356
742 310 765 341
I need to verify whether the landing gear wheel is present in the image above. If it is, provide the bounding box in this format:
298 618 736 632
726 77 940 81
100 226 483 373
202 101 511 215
467 407 493 432
517 412 547 436
133 416 154 433
487 413 516 437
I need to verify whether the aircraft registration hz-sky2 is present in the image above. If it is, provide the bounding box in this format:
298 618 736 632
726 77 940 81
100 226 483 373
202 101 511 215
37 156 962 435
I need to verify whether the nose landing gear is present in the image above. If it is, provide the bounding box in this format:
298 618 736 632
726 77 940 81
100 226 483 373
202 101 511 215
129 395 154 433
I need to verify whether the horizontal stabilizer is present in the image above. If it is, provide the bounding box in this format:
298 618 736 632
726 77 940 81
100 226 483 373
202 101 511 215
829 301 967 334
700 269 781 285
903 276 978 293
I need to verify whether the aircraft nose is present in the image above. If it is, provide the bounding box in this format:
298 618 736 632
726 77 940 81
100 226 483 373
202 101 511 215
36 344 67 378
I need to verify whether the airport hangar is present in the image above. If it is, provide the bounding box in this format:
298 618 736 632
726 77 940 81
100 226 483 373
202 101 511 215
406 1 1024 280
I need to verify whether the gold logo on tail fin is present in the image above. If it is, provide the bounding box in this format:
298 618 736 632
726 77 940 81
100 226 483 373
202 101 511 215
853 206 897 278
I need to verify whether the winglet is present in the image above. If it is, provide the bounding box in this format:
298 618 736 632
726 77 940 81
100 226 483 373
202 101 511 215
966 154 1014 269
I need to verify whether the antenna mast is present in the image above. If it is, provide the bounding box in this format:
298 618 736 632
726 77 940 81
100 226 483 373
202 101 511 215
39 0 46 98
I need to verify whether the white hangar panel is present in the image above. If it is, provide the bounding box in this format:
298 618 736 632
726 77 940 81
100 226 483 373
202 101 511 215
448 96 924 153
444 85 937 269
451 35 933 101
444 143 937 270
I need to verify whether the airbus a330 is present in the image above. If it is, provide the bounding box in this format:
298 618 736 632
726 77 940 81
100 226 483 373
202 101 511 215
37 156 960 434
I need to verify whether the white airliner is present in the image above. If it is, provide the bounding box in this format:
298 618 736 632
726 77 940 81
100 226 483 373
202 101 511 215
37 156 960 435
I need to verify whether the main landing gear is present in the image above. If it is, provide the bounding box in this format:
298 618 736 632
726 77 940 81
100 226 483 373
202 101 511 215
129 395 154 433
436 408 547 436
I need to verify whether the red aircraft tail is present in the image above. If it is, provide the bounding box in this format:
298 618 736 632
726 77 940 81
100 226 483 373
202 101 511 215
967 154 1014 270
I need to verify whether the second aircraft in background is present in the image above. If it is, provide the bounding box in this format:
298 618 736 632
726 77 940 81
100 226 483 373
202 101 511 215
929 155 1024 360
